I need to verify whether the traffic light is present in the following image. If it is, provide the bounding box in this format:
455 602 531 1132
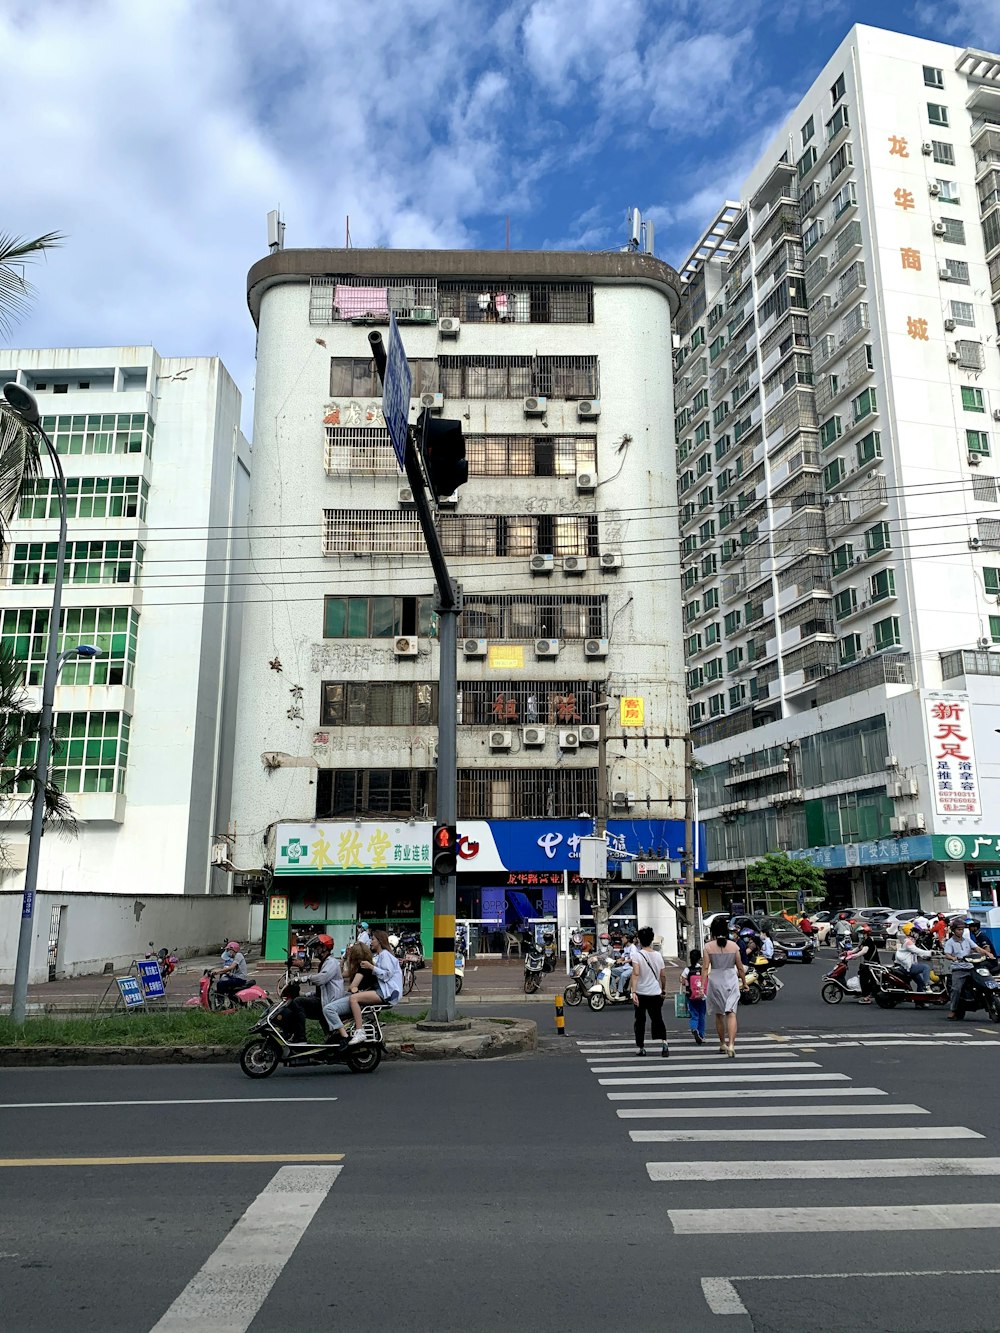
432 823 458 875
419 411 467 502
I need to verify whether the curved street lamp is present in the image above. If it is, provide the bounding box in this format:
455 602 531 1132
3 382 99 1023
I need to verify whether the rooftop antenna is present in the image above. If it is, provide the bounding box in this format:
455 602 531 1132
627 206 641 252
643 218 655 256
266 209 285 253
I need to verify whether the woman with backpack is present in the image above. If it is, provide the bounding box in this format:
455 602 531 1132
681 948 707 1044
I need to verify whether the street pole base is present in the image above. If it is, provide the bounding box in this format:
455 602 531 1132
416 1018 473 1033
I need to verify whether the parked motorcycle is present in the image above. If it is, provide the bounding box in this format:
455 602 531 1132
239 979 384 1077
185 969 270 1012
564 954 603 1006
524 941 546 993
587 959 634 1011
145 943 178 983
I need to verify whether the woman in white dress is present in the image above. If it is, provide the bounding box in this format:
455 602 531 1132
704 919 747 1057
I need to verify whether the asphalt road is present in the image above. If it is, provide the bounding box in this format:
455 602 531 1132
2 958 1000 1332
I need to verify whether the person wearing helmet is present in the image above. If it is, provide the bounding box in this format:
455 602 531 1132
895 921 932 991
214 940 248 1007
967 916 996 958
833 912 854 949
357 921 372 947
845 925 880 1003
288 934 346 1046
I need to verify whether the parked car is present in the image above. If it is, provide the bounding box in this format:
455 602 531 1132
848 908 892 946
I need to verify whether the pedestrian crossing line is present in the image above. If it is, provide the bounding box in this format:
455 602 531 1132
607 1087 887 1102
802 1040 1000 1049
587 1060 817 1074
617 1103 927 1119
648 1156 1000 1182
669 1203 1000 1234
585 1051 803 1063
630 1125 983 1143
702 1270 1000 1320
597 1072 845 1086
578 1037 785 1048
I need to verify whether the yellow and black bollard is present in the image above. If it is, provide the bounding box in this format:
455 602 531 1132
554 992 565 1035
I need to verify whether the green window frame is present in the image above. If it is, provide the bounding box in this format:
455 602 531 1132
41 413 153 458
839 633 861 664
823 457 846 490
831 543 854 575
927 103 949 126
833 589 856 620
820 416 842 448
967 430 991 456
870 568 895 603
797 145 818 179
725 647 744 673
704 588 720 611
685 633 702 657
709 692 725 717
724 609 742 636
873 615 901 650
856 431 882 466
705 622 720 646
985 568 1000 596
865 522 891 556
990 616 1000 644
962 386 985 413
851 387 877 424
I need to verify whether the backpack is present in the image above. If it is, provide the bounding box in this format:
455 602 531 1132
687 968 706 1001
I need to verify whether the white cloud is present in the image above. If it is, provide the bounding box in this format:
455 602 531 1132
912 0 1000 48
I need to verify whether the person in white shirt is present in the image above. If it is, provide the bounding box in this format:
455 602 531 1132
356 921 372 947
895 923 933 992
348 929 404 1044
760 930 775 961
630 927 669 1059
913 913 930 934
944 919 988 1020
611 934 637 996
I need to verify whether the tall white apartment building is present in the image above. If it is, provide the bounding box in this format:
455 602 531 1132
675 26 1000 913
0 347 249 896
231 248 695 962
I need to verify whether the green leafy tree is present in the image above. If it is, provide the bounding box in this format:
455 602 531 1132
745 851 825 906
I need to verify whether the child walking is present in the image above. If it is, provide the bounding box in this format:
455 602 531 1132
681 947 707 1045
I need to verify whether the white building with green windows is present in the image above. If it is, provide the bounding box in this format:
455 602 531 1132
675 26 1000 914
0 346 249 895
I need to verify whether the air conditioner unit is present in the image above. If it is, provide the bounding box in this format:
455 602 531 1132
211 842 229 866
885 754 899 770
947 349 961 363
993 409 1000 422
889 815 908 833
437 317 460 337
529 553 554 575
420 391 444 413
908 811 927 832
534 638 560 657
577 400 601 419
584 637 609 658
611 789 636 810
938 266 951 280
578 724 600 744
892 780 904 799
522 726 546 746
576 472 597 492
558 729 580 749
462 638 487 657
398 484 416 505
437 492 459 507
393 636 419 657
970 536 982 549
929 182 941 196
599 551 624 570
563 555 588 575
907 778 919 796
489 729 513 750
978 635 992 649
523 395 547 416
933 221 947 236
944 317 957 331
969 451 983 466
921 141 933 155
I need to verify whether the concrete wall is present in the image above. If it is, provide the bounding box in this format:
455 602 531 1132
0 892 261 985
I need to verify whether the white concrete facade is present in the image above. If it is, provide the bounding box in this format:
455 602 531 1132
0 346 249 898
675 26 1000 912
231 249 689 948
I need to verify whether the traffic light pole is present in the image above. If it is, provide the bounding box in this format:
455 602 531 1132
369 332 461 1024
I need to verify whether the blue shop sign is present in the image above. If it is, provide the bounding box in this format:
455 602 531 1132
789 836 935 870
456 819 705 875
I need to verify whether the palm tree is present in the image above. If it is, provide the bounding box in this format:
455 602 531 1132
0 231 63 339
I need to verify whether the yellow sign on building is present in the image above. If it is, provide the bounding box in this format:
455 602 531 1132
620 696 645 727
488 644 524 671
268 895 289 921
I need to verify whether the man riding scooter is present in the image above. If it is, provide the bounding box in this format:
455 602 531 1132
286 934 347 1046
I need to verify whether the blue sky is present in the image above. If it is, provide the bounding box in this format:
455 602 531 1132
3 0 1000 419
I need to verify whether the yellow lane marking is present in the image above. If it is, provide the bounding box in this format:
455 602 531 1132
0 1153 345 1168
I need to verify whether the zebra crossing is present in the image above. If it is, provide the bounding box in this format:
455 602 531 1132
576 1029 998 1247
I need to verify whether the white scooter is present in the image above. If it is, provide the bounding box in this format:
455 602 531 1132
587 956 634 1011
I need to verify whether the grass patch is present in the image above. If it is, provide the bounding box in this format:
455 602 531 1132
0 1010 260 1048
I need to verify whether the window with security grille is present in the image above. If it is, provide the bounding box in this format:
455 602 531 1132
945 259 970 283
973 476 998 503
437 513 599 559
932 140 954 165
459 680 601 725
950 301 975 327
978 519 1000 550
320 682 438 727
939 217 966 245
437 282 593 324
10 540 143 586
41 413 153 457
324 426 396 474
459 594 606 640
956 341 984 371
437 354 599 399
315 768 436 819
464 434 596 477
18 475 148 521
309 276 439 324
457 768 598 820
4 711 130 796
329 357 437 397
0 606 139 687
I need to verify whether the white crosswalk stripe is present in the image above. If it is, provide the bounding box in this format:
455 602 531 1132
607 1086 887 1101
598 1071 842 1085
617 1103 927 1119
630 1126 984 1143
587 1061 821 1074
670 1204 1000 1234
648 1157 1000 1181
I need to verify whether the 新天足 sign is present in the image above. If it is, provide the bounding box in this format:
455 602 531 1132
924 691 981 817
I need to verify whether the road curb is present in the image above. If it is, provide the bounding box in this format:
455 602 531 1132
0 1018 538 1066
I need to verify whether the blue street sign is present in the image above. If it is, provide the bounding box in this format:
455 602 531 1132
21 890 34 919
117 976 145 1008
137 959 166 998
383 313 413 470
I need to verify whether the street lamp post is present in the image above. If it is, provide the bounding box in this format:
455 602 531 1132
3 383 99 1024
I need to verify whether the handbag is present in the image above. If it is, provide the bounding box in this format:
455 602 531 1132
674 992 690 1018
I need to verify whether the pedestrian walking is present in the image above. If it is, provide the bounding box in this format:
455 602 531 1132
681 948 707 1044
630 926 669 1059
705 918 747 1058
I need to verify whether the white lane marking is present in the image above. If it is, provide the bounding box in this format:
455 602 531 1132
0 1098 338 1110
578 1037 782 1048
586 1053 803 1064
149 1164 341 1332
649 1157 1000 1182
587 1060 815 1074
598 1072 843 1086
671 1203 1000 1234
618 1103 927 1119
701 1277 747 1316
608 1087 886 1102
631 1125 982 1142
819 1040 1000 1048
